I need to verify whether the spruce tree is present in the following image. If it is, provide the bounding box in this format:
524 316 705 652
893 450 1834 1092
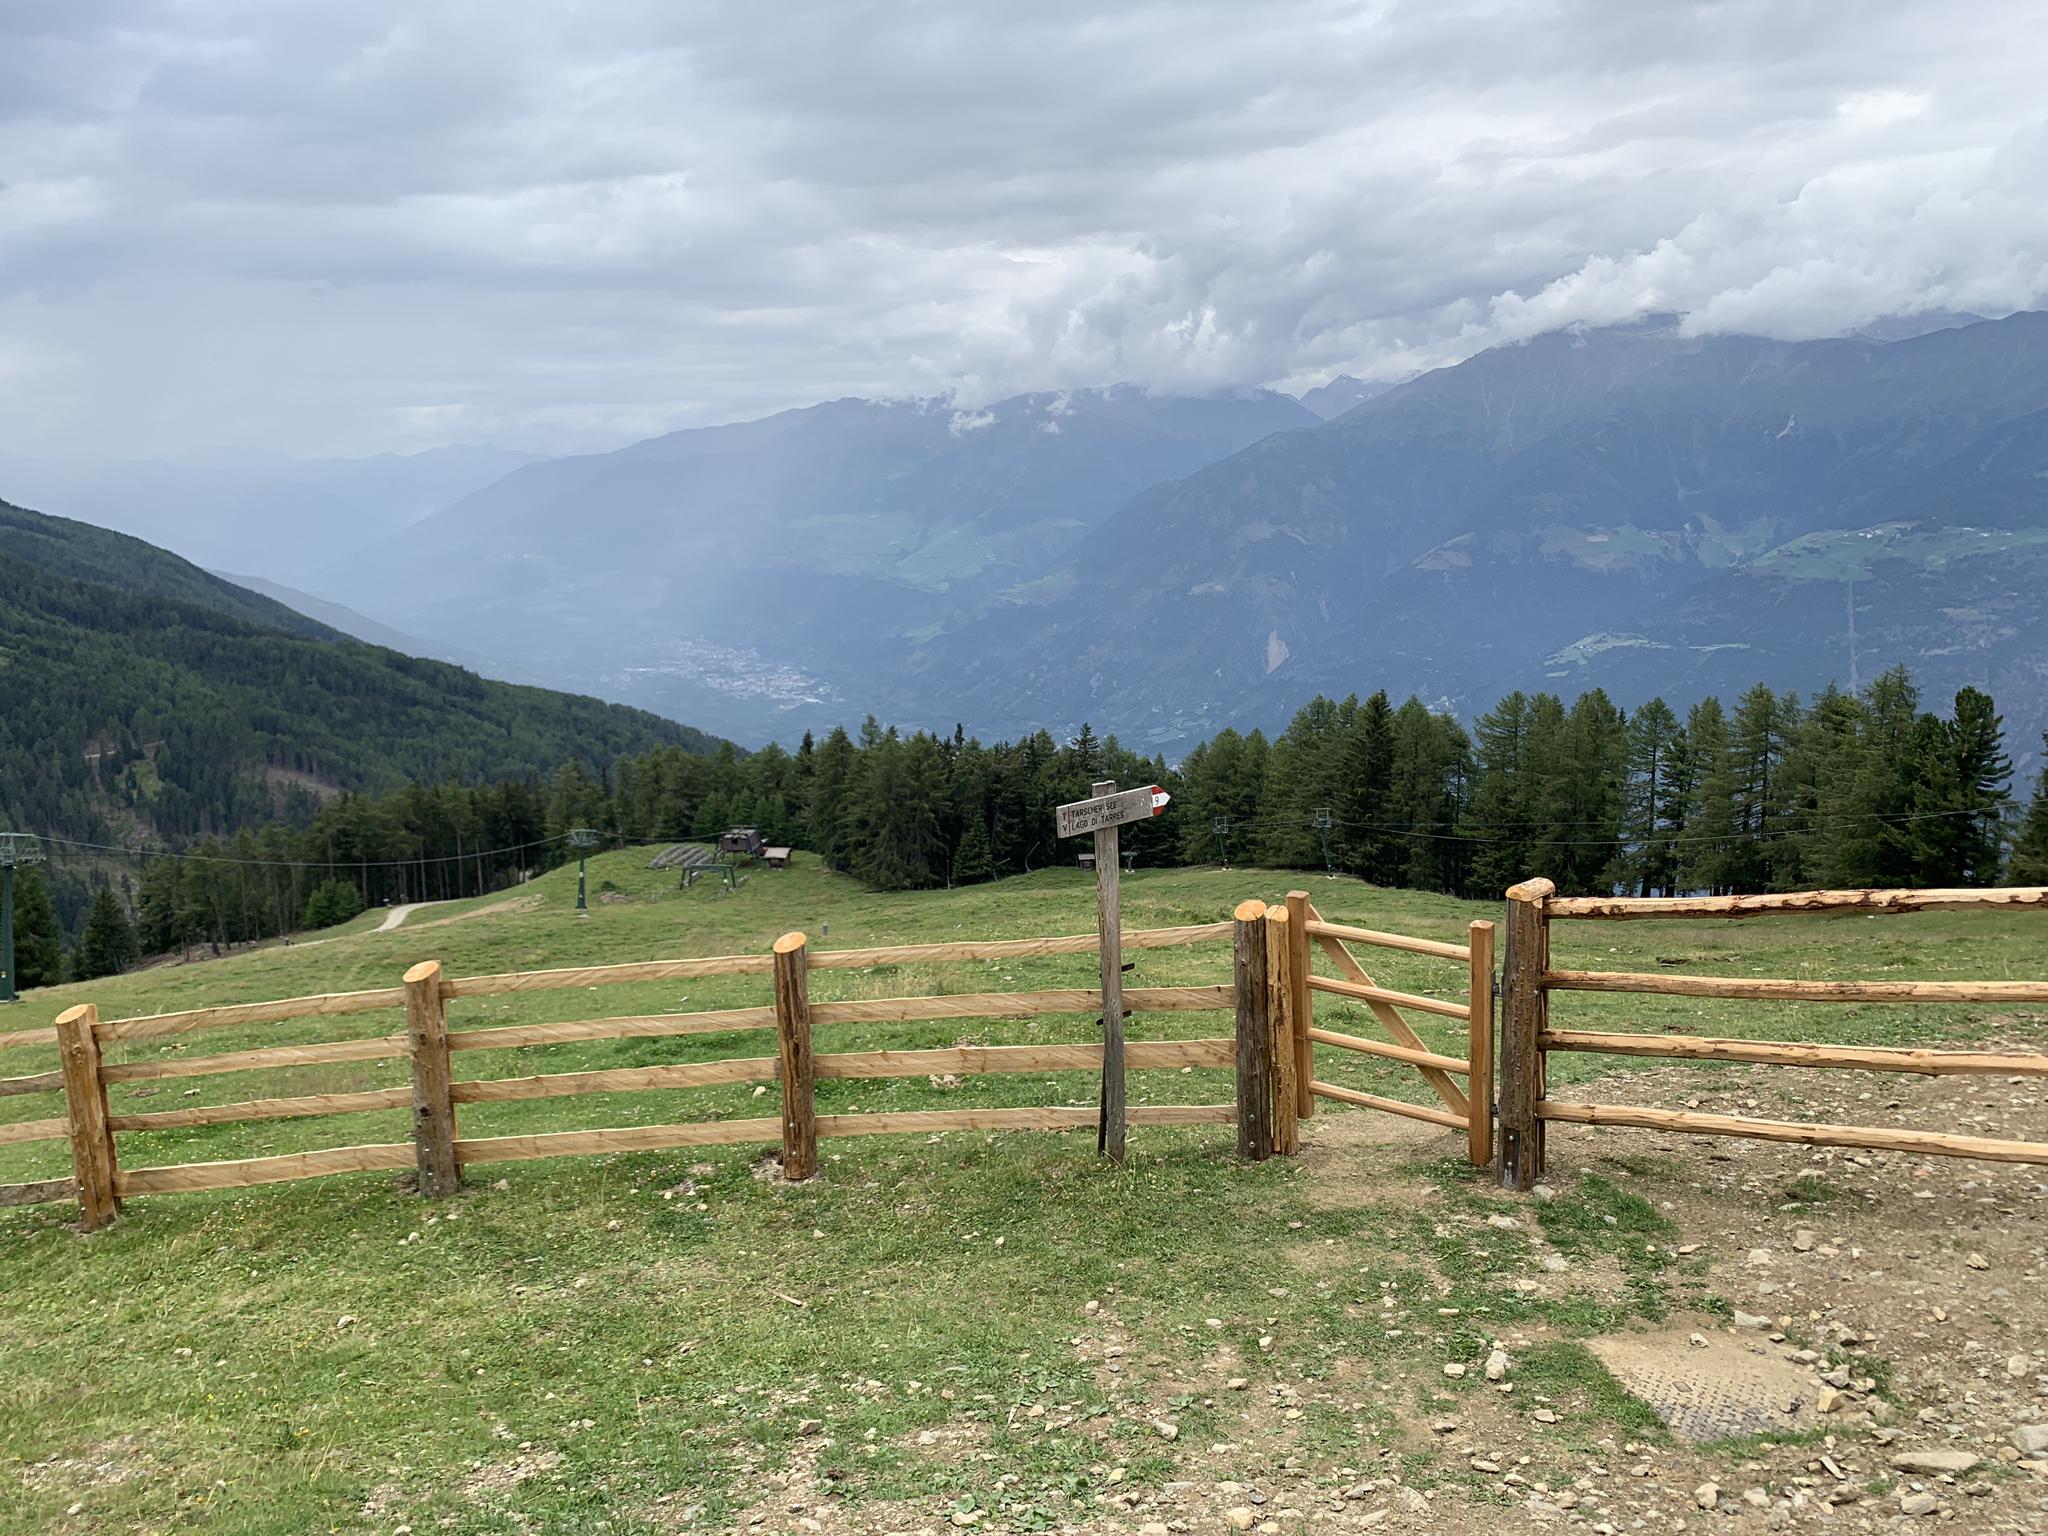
1679 697 1735 893
11 867 62 990
1827 667 1922 884
2009 736 2048 884
1341 692 1397 882
1468 691 1535 897
953 817 996 885
77 886 137 980
1620 698 1684 896
1549 690 1626 895
1723 684 1801 891
1927 687 2012 884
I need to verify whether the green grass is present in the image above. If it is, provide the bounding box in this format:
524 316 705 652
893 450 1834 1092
2 857 2043 1533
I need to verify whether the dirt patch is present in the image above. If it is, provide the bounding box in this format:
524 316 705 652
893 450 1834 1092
1295 1105 1447 1213
460 1446 563 1498
17 1436 151 1493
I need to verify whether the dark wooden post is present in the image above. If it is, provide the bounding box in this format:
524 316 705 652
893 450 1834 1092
404 960 460 1197
54 1003 119 1231
773 931 817 1180
1497 879 1554 1189
1284 890 1314 1121
1092 779 1127 1165
1232 899 1272 1160
1466 919 1496 1168
1265 905 1298 1155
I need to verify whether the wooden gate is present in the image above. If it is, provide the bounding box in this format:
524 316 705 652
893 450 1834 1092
1281 891 1496 1165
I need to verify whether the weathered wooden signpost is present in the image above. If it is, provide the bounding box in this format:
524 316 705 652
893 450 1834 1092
1055 778 1172 1163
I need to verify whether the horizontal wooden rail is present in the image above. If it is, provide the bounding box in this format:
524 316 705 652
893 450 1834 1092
446 1006 778 1053
807 984 1234 1026
1545 886 2048 920
1308 1080 1468 1131
1303 920 1470 963
821 1039 1233 1078
99 987 409 1043
108 1086 414 1133
1306 1027 1470 1075
446 953 773 999
0 1071 62 1098
1538 1099 2048 1165
101 1033 409 1083
0 1026 58 1052
818 1104 1234 1137
805 923 1234 970
454 1058 773 1104
117 1141 416 1195
1307 975 1470 1021
448 1039 1236 1109
0 1115 69 1147
1542 1029 2048 1076
441 922 1239 1002
455 1118 784 1165
1544 969 2048 1004
0 1177 78 1208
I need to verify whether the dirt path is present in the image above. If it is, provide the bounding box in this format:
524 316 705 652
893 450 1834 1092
374 900 446 932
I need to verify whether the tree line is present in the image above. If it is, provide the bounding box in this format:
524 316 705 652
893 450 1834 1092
13 665 2048 985
582 666 2048 897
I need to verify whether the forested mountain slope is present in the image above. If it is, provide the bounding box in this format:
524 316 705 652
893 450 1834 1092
0 498 721 844
0 498 337 638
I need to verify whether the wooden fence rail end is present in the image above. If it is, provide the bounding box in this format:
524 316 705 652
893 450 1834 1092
55 1003 118 1230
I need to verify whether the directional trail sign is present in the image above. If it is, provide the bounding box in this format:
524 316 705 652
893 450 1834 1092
1054 780 1173 1165
1056 784 1171 840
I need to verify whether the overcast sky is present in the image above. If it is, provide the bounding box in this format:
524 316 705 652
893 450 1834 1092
3 1 2045 460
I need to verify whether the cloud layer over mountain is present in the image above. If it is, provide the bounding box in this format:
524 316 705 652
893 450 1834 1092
3 1 2044 457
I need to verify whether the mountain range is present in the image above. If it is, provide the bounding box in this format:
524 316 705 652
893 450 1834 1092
9 312 2046 771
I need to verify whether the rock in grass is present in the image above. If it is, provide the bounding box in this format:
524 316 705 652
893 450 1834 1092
1484 1349 1510 1382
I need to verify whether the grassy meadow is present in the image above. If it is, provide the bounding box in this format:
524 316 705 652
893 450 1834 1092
1 852 2042 1534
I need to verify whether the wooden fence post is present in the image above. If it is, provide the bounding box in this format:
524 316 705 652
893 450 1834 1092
54 1004 118 1231
1466 919 1496 1168
404 960 459 1197
1265 905 1298 1155
1497 879 1554 1190
1284 891 1314 1121
773 931 817 1180
1232 900 1272 1160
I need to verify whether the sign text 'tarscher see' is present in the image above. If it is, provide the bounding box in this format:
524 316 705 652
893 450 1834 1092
1054 784 1171 840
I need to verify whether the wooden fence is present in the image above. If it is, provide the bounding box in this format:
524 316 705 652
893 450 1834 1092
1495 879 2048 1188
1286 892 1495 1165
0 907 1312 1231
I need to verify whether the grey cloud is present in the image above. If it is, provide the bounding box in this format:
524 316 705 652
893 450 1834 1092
0 0 2043 458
